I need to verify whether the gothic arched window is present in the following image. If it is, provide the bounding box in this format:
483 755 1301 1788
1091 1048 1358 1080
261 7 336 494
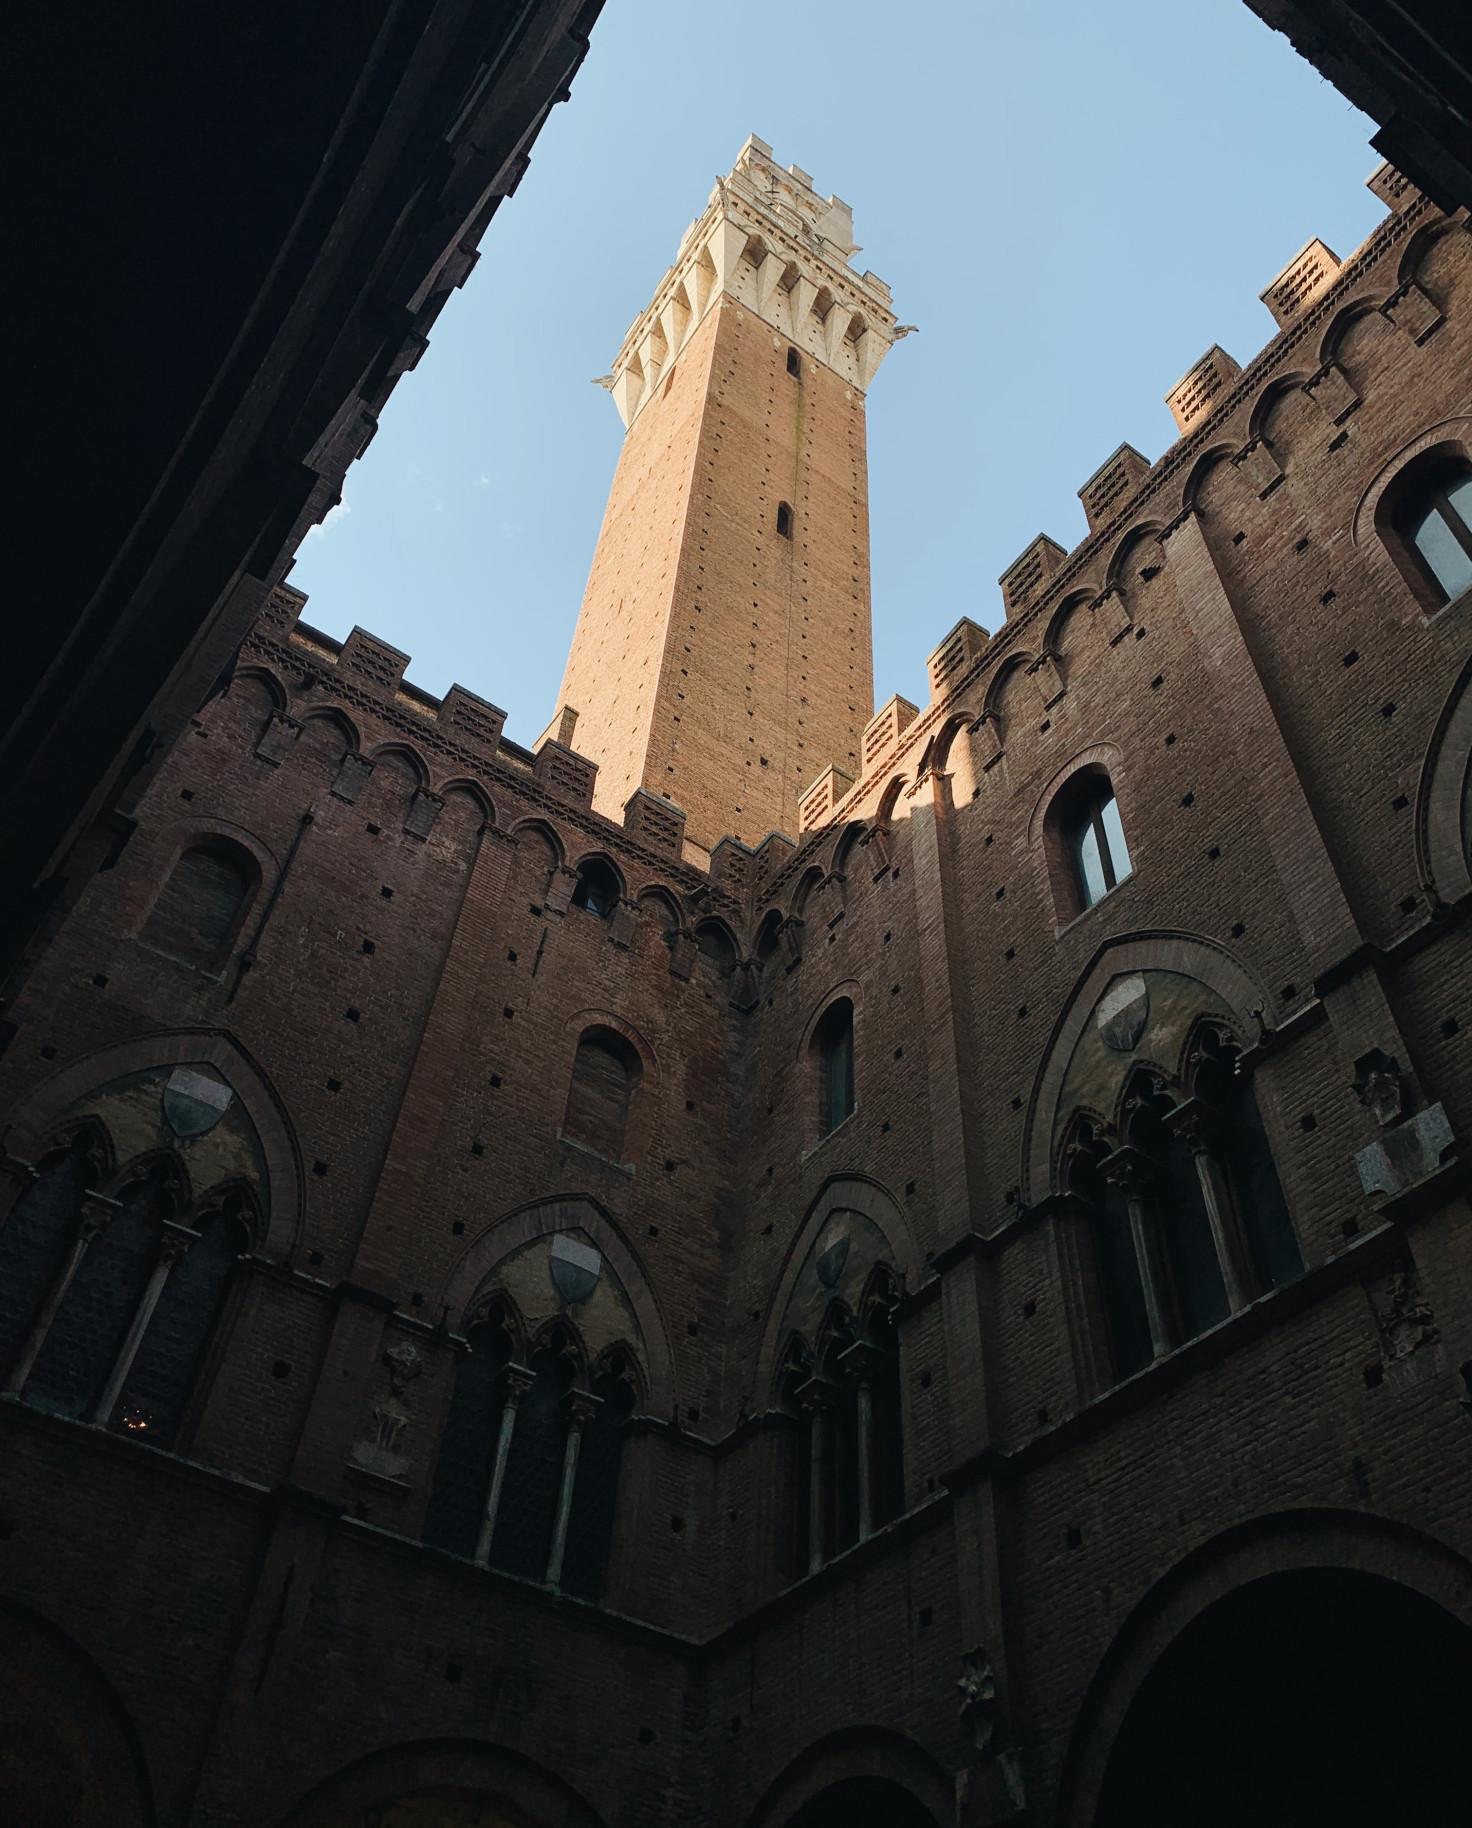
815 999 856 1137
562 1026 641 1161
423 1303 516 1560
1059 773 1132 911
107 1187 252 1445
560 1350 638 1602
570 857 620 918
0 1128 106 1384
22 1159 181 1422
785 1272 903 1578
1066 1034 1300 1388
142 841 257 969
1392 459 1472 605
487 1327 578 1582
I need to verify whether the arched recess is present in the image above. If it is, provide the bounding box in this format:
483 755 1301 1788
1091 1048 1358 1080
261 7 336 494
367 741 431 786
434 777 496 824
1024 933 1267 1202
1399 215 1462 289
508 816 567 871
439 1194 672 1413
983 651 1036 720
745 1726 951 1828
297 706 360 755
1179 444 1238 517
231 663 289 713
276 1738 608 1828
1103 522 1166 596
1419 650 1472 903
1057 1509 1472 1828
926 712 973 777
133 817 279 928
1 1032 302 1259
1045 589 1098 659
756 1173 918 1394
1318 294 1384 369
1246 370 1313 443
0 1599 155 1828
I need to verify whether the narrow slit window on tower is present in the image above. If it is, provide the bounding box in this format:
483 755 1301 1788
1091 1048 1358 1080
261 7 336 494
787 348 801 378
776 502 794 540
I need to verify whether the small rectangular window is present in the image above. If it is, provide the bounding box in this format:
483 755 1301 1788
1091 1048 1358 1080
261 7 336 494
787 348 801 378
776 502 793 539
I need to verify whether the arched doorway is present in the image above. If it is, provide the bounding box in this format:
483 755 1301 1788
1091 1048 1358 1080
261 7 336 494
786 1776 939 1828
1095 1568 1472 1827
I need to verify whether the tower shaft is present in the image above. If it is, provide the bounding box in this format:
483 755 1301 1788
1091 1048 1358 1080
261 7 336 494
554 136 901 852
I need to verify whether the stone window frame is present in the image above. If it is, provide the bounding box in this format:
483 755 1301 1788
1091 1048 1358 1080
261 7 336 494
128 818 276 980
798 981 864 1156
1354 418 1472 622
1028 742 1136 934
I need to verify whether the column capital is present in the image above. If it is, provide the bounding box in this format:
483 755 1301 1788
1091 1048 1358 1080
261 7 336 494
158 1218 203 1265
795 1374 841 1416
837 1339 885 1387
1166 1097 1222 1155
1099 1145 1154 1193
79 1190 123 1239
564 1387 602 1428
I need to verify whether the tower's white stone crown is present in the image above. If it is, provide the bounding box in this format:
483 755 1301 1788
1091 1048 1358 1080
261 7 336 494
601 135 904 429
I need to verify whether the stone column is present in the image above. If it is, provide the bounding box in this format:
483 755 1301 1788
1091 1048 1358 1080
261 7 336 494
796 1376 838 1576
1102 1147 1171 1362
6 1191 121 1395
475 1363 534 1567
838 1340 883 1543
545 1389 600 1589
1169 1099 1251 1314
92 1218 202 1425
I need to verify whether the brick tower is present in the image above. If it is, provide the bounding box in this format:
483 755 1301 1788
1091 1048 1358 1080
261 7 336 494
551 135 905 852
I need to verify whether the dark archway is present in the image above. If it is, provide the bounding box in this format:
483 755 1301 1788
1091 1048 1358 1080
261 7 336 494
786 1776 938 1828
1095 1568 1472 1828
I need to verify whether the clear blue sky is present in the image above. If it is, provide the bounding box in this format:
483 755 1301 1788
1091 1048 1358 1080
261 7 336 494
289 0 1385 747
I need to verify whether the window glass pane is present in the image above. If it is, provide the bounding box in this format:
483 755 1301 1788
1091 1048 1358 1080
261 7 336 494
1077 820 1108 906
1412 505 1472 601
1444 471 1472 534
1100 793 1132 884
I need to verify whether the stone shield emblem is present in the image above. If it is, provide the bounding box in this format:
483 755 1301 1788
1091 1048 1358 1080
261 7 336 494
549 1233 602 1305
815 1224 850 1290
1095 975 1150 1055
163 1066 233 1138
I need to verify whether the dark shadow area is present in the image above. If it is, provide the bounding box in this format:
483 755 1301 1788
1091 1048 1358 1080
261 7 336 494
1096 1568 1472 1828
787 1776 939 1828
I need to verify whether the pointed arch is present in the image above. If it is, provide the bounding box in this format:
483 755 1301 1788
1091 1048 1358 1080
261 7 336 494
1024 933 1268 1203
1418 649 1472 903
1 1032 303 1259
1247 371 1314 443
1104 522 1167 594
1180 444 1239 516
755 1173 917 1395
438 1194 672 1412
434 776 495 822
508 815 566 869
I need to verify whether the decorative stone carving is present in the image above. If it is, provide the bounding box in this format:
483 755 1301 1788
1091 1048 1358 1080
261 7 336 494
957 1646 1000 1755
1096 975 1150 1054
1356 1103 1454 1199
1353 1049 1405 1126
1370 1270 1439 1361
331 751 373 803
383 1339 422 1395
549 1233 602 1305
163 1066 234 1139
